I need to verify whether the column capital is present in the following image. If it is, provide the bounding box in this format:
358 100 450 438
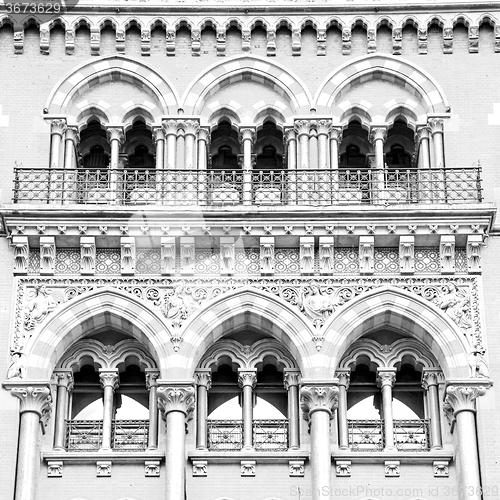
157 383 196 418
428 117 444 135
329 126 343 142
335 369 351 389
239 127 256 143
376 368 397 388
152 126 166 143
415 125 431 142
283 369 301 389
421 369 443 390
99 369 119 390
50 119 67 136
53 370 74 391
162 119 179 136
316 119 332 137
300 383 339 420
145 369 160 389
4 381 52 418
106 126 124 144
198 127 210 142
184 120 200 137
65 126 80 145
284 127 297 142
294 119 311 137
238 369 257 389
444 379 492 415
194 369 212 390
369 126 388 143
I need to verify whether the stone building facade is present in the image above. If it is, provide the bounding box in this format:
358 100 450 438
0 1 498 500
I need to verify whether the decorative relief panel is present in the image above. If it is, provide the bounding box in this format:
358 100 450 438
373 248 399 274
12 276 481 356
95 249 121 274
135 249 161 275
195 249 220 275
235 249 260 275
54 248 80 275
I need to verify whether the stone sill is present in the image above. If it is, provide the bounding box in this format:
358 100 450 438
188 450 309 464
43 450 165 464
332 450 454 464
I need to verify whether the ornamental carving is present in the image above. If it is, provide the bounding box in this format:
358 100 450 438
300 385 339 420
444 381 491 414
298 282 342 329
157 385 196 419
289 460 305 477
336 460 351 477
24 284 57 331
145 460 160 477
12 236 29 274
192 460 208 477
8 383 52 419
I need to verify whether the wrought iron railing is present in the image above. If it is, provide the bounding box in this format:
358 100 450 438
253 419 289 451
65 419 103 452
347 419 430 452
112 419 149 452
65 419 148 452
207 419 289 451
394 419 430 452
347 419 384 452
12 167 482 206
207 419 244 451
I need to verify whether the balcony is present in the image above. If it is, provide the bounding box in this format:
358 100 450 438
207 419 289 451
65 419 149 452
348 419 430 452
12 167 482 207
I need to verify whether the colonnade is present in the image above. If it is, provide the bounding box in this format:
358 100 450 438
2 374 492 500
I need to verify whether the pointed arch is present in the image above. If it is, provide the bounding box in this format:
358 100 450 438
314 54 449 115
181 55 312 116
45 55 180 119
320 286 470 379
180 287 317 378
23 288 172 380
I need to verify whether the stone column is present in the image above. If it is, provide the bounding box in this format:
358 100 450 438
421 369 443 450
295 120 310 170
176 122 186 170
428 118 445 169
329 126 342 170
153 126 166 170
416 126 431 170
284 369 300 450
194 369 212 450
239 128 255 205
316 120 331 170
106 127 124 204
197 127 210 171
50 119 67 169
285 128 297 204
300 383 338 500
157 383 196 500
52 370 74 451
4 382 52 500
370 126 388 202
377 369 397 451
163 120 178 170
146 369 160 450
444 380 492 500
184 120 199 170
335 369 351 450
64 126 79 170
238 369 257 451
99 369 119 451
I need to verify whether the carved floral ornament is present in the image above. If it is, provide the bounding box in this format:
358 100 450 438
10 276 482 372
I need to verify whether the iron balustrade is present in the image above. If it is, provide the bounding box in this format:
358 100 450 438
347 419 430 452
207 419 289 451
13 167 482 206
65 419 148 452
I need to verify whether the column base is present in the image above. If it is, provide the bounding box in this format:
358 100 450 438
242 445 255 452
98 447 113 453
196 446 208 451
383 446 398 452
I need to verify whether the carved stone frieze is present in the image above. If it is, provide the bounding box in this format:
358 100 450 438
12 275 482 354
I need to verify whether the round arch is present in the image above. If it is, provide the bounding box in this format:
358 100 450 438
23 287 173 380
181 55 312 116
320 285 470 379
180 288 317 378
314 54 450 115
45 55 180 119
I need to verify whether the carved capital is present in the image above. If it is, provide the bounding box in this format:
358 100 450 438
157 385 196 418
239 127 256 144
194 370 212 390
283 370 300 390
50 119 67 137
198 127 210 142
99 370 119 391
6 382 52 419
284 127 296 143
106 127 125 144
184 120 200 137
294 119 311 137
415 125 431 142
335 369 351 389
376 369 396 388
162 119 179 136
53 370 74 391
329 126 342 142
445 380 492 415
316 119 332 137
300 384 339 419
238 370 257 389
152 126 166 143
145 369 160 390
421 369 442 390
370 126 388 144
65 126 80 145
428 118 444 135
